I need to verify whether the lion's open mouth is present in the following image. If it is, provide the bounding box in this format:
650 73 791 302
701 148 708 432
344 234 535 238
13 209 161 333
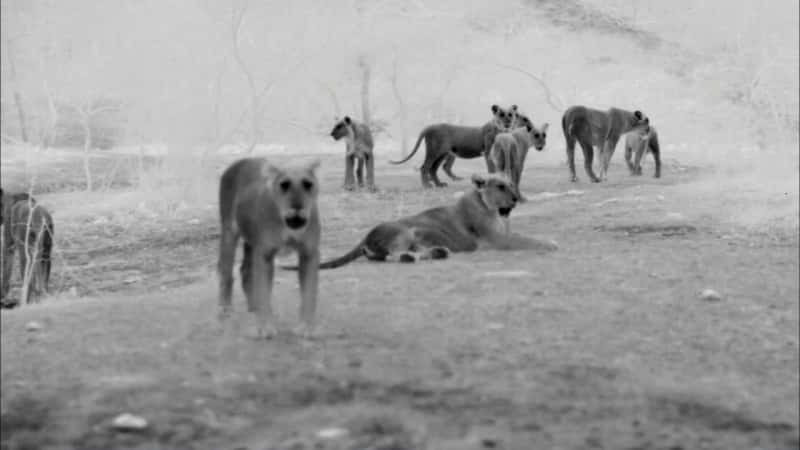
284 215 307 229
498 207 512 217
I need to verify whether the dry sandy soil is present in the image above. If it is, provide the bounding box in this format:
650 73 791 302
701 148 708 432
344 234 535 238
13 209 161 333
1 149 798 450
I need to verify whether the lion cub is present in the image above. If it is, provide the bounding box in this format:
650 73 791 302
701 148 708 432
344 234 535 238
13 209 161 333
330 116 376 191
217 158 321 339
624 126 661 178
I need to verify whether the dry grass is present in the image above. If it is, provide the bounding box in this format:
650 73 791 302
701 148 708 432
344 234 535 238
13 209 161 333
1 156 798 449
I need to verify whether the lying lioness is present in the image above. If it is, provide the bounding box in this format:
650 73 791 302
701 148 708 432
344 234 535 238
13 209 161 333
283 173 557 270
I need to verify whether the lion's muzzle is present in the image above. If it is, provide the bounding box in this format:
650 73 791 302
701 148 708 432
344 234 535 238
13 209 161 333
284 214 308 230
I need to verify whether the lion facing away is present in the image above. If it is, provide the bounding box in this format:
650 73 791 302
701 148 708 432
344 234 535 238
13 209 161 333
330 116 376 191
561 105 651 182
217 158 322 339
282 173 557 271
1 189 54 306
389 105 516 188
624 126 661 178
489 121 549 202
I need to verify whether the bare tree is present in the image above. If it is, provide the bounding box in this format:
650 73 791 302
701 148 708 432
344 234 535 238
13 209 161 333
390 51 408 156
358 54 372 127
71 99 122 191
496 62 566 113
229 0 260 153
3 34 29 142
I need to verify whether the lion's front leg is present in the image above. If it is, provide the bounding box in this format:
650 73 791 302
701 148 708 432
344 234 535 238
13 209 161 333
355 155 365 187
344 154 356 191
365 153 377 191
246 248 278 339
599 139 618 182
295 246 319 339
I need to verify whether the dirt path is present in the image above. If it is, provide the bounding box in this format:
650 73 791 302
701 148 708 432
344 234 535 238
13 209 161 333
1 159 798 450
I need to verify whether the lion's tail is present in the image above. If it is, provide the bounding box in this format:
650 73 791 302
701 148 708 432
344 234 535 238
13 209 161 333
390 127 428 165
281 242 365 271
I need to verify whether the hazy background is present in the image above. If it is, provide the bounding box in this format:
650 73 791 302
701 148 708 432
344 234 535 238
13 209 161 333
1 0 798 186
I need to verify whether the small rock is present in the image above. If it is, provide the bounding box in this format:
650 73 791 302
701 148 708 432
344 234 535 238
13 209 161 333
25 321 43 332
111 413 148 431
123 275 143 284
69 287 79 297
483 270 531 278
316 427 349 439
699 289 722 302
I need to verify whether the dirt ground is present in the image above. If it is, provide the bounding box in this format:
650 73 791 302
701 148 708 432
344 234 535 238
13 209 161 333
1 151 798 450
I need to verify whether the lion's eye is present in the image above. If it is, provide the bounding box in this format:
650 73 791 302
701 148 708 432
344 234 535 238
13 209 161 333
279 180 291 192
542 133 546 138
301 179 314 191
498 184 506 191
533 133 540 139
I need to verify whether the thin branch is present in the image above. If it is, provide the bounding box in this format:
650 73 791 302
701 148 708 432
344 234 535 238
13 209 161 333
495 62 565 112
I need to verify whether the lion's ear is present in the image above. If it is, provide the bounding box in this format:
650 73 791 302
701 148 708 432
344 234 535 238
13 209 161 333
261 161 282 179
471 173 487 189
305 158 321 174
541 123 549 133
634 110 643 120
491 104 499 113
343 116 352 124
510 104 518 111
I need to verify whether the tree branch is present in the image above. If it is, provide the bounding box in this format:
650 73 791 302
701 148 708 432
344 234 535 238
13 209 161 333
495 62 565 112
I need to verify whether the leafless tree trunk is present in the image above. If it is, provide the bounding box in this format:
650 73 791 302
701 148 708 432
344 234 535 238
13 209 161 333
73 101 121 191
358 55 372 127
79 104 94 191
41 81 58 148
4 36 29 142
390 52 408 157
230 0 259 153
211 57 228 144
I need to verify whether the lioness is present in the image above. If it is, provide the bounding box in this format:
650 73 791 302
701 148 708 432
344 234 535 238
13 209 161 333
489 122 549 202
217 158 321 339
330 116 376 191
624 126 661 178
1 189 54 306
439 105 530 181
283 173 557 270
561 105 651 182
390 105 515 188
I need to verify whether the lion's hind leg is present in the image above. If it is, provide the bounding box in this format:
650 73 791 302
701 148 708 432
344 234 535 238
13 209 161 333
396 245 450 263
356 156 365 187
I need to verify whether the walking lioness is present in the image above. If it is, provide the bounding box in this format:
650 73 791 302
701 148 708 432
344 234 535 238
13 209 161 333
217 158 321 339
489 122 549 202
282 173 557 270
562 105 651 182
390 105 516 188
